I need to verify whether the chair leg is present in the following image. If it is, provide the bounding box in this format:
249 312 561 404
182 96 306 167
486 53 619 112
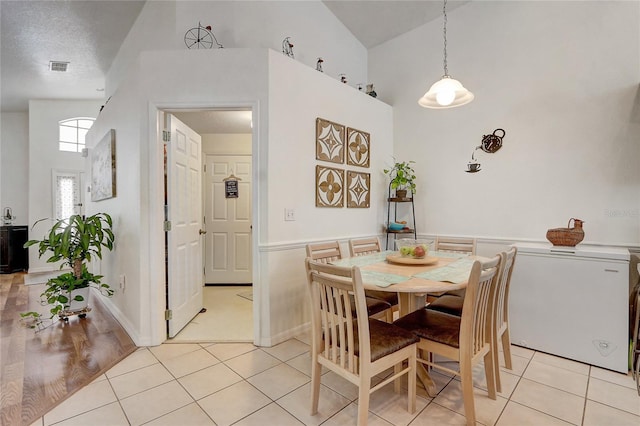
483 351 497 400
393 363 402 393
407 350 417 414
385 309 393 323
501 328 513 370
310 354 322 415
492 333 502 394
459 359 476 426
357 376 371 426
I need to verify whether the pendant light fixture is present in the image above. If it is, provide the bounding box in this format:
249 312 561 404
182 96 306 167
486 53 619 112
418 0 474 109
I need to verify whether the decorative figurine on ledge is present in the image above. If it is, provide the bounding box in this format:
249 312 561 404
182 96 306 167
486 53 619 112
366 84 377 98
282 37 294 58
184 22 223 49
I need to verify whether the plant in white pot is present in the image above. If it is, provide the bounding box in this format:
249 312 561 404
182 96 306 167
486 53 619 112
22 213 115 322
384 160 417 198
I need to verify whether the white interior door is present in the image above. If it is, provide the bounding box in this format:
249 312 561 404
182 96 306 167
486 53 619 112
167 114 203 337
204 155 252 284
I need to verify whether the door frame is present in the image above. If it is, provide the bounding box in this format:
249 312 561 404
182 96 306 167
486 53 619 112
147 101 261 346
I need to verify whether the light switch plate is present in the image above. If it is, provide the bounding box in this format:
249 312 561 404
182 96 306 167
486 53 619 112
285 208 295 221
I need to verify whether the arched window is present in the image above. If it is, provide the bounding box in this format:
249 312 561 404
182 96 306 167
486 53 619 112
59 117 95 152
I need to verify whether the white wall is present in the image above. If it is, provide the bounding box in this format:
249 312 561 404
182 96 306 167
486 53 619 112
202 134 251 155
107 1 367 100
369 1 640 247
0 112 28 225
265 51 393 342
89 47 393 346
27 100 103 271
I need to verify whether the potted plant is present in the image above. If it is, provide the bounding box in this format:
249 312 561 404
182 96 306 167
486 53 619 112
22 213 115 321
384 160 417 198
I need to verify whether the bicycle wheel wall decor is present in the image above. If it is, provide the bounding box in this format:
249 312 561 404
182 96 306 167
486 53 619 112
316 165 344 207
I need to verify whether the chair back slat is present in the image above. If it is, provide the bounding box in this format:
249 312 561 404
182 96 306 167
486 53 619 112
306 258 371 374
349 237 382 257
307 241 344 263
461 255 501 356
435 236 477 255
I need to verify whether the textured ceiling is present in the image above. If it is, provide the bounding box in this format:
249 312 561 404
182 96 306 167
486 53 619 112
0 0 146 112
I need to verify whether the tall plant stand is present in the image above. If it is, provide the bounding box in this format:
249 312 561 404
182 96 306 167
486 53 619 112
385 184 417 250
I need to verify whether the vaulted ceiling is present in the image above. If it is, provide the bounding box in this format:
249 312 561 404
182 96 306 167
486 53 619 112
0 0 469 132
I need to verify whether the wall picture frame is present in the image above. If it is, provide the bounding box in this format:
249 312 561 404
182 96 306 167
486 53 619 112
315 165 344 208
91 129 116 201
316 118 345 164
346 127 370 168
347 171 370 208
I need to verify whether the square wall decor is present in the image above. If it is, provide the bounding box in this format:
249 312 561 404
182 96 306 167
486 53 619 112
347 171 370 208
346 127 370 168
316 165 344 207
316 118 345 164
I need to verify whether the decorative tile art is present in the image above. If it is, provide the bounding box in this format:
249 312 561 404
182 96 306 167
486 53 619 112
316 118 345 164
316 165 344 207
346 127 370 168
347 171 370 208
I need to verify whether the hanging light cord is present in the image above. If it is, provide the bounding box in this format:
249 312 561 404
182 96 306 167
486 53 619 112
442 0 449 76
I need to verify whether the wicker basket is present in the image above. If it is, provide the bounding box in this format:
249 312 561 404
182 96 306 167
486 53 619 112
546 218 585 247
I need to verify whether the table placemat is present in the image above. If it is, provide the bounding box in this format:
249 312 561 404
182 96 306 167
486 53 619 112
361 270 410 288
430 251 470 259
413 257 476 284
332 251 395 267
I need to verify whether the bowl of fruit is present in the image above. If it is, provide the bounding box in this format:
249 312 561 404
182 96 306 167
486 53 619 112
395 239 433 258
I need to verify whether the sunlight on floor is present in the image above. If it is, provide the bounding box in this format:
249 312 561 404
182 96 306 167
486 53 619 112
169 286 253 343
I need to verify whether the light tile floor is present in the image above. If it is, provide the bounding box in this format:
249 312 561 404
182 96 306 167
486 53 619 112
31 335 639 426
170 286 253 343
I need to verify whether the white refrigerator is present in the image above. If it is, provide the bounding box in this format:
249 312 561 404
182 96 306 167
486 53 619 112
509 242 630 373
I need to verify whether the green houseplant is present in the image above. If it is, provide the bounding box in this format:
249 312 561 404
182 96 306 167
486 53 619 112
384 160 417 198
22 213 115 320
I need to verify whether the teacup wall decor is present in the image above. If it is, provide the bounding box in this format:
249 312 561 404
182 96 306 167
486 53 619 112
464 128 506 173
466 161 481 173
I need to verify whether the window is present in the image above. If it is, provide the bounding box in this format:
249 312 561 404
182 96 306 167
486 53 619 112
59 117 95 152
53 170 82 220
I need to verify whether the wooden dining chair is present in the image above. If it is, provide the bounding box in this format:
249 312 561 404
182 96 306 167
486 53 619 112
305 241 391 317
394 255 502 426
434 236 477 255
490 246 517 391
349 237 399 322
429 236 477 300
305 258 418 426
426 247 517 392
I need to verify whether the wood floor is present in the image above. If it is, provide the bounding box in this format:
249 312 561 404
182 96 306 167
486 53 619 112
0 272 137 426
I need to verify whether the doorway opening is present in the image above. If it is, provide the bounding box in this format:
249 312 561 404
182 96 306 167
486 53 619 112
162 108 254 343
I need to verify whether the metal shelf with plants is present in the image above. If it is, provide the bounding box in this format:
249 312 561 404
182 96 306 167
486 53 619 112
385 183 417 250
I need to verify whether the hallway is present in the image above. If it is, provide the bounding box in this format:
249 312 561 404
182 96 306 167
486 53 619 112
170 286 253 343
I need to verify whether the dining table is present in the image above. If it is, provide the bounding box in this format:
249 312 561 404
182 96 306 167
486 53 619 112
332 249 482 396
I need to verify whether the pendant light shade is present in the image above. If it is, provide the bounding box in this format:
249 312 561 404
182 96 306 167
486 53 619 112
418 75 474 108
419 0 473 109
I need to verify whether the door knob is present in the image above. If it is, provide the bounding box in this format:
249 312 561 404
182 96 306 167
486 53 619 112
199 229 207 235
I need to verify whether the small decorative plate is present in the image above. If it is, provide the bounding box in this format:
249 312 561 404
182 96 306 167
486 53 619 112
386 254 439 265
